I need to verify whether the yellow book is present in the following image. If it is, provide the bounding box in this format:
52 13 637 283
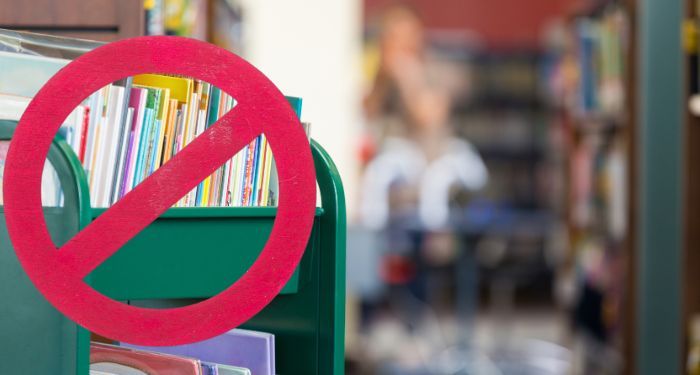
162 98 179 164
261 139 274 206
134 74 193 170
133 74 191 104
202 180 211 206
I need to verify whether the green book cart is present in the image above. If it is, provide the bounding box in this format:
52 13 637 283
0 120 91 375
0 119 346 374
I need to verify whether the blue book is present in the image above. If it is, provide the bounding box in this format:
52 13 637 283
249 135 263 205
148 119 162 174
577 20 598 113
132 107 153 187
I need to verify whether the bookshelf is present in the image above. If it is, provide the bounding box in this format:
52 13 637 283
542 0 639 372
621 0 638 372
0 119 347 374
0 0 144 42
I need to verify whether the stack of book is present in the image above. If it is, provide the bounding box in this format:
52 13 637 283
67 74 303 209
90 328 274 375
0 49 308 208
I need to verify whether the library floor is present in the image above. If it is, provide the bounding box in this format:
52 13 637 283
347 305 621 374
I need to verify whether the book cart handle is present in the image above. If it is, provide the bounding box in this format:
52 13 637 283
309 138 346 374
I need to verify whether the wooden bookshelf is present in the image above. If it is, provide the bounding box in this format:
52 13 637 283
546 1 639 372
0 0 144 41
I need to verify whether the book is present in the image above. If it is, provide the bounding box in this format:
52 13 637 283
92 85 126 207
91 342 202 375
122 87 148 197
201 363 251 375
109 78 134 204
111 107 134 204
0 49 306 208
131 86 158 189
217 364 252 375
122 328 275 375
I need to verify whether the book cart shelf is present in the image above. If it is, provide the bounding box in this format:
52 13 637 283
0 119 346 375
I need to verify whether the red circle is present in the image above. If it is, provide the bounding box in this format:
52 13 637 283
3 36 316 345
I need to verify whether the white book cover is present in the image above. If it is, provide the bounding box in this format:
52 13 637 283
220 159 232 206
234 145 247 206
86 87 109 199
112 108 134 204
88 91 109 206
185 93 200 206
92 86 123 207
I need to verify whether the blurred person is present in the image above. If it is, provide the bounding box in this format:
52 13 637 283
355 4 489 372
363 5 465 148
360 4 486 230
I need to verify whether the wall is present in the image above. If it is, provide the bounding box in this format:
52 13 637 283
239 0 363 215
364 0 580 50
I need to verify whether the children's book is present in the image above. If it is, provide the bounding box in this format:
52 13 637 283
123 328 275 375
91 343 202 375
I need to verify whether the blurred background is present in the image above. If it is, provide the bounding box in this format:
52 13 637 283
0 0 639 373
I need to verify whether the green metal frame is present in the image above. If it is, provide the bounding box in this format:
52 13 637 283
0 120 91 375
89 139 346 374
638 0 684 373
0 117 345 374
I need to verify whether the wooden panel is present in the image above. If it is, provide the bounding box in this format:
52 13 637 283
0 0 143 41
116 0 144 39
0 0 118 27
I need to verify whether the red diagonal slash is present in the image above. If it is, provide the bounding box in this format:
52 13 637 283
60 106 258 278
3 36 317 345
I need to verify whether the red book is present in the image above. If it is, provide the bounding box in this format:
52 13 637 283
90 343 202 374
242 138 257 206
79 106 91 163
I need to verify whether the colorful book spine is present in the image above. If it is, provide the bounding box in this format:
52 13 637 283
44 71 303 208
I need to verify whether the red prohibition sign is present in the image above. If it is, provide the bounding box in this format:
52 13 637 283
3 36 316 346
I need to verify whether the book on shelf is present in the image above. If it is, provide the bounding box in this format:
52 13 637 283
0 47 309 208
543 6 628 121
